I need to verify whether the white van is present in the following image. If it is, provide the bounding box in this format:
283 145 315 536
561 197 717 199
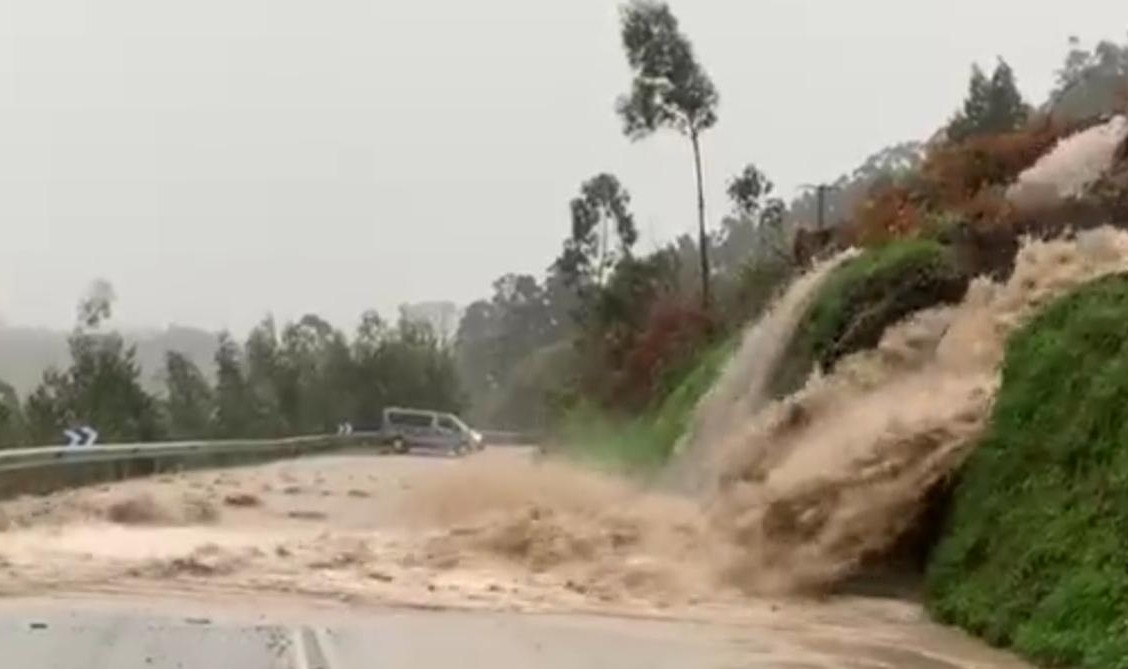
380 407 483 456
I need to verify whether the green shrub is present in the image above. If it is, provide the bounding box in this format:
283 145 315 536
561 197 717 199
927 273 1128 668
771 239 967 397
557 338 734 472
920 210 967 242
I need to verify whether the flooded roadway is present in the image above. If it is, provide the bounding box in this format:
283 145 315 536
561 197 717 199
0 450 1028 668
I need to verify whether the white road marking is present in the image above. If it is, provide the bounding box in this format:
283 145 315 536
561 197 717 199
290 627 311 669
314 627 342 669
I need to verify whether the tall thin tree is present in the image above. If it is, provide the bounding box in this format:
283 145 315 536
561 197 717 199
616 0 719 307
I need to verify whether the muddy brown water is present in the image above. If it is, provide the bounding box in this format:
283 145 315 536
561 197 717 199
12 230 1122 667
0 451 1028 667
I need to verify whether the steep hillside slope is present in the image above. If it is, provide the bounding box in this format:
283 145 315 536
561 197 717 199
928 273 1128 668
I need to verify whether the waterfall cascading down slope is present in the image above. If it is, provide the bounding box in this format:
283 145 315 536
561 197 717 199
664 250 857 495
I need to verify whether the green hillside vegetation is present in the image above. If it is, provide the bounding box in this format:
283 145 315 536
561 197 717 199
558 338 733 472
927 274 1128 668
770 239 967 397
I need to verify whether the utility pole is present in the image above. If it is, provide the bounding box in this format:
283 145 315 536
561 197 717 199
815 184 828 230
800 183 837 230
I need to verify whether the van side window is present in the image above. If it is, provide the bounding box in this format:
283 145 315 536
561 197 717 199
436 416 456 431
388 411 433 427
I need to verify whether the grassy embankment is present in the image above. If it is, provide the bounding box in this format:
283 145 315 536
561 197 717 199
927 273 1128 668
770 238 967 397
557 338 734 472
559 239 965 472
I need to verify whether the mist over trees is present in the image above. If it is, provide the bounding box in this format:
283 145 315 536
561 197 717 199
451 11 1128 435
784 141 924 232
0 325 217 398
0 282 462 448
399 301 461 345
454 270 578 430
4 12 1126 448
22 283 161 444
449 0 935 430
1049 35 1128 121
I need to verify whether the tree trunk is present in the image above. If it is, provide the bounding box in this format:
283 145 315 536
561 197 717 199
597 213 609 286
690 131 711 309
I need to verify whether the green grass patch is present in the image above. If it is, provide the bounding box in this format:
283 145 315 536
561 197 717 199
771 238 966 397
557 338 735 472
926 273 1128 668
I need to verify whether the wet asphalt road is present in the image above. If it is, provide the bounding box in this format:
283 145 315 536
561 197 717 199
0 597 749 669
0 451 1031 669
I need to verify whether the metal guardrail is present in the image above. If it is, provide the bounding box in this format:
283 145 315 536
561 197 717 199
0 434 334 470
0 432 387 500
0 430 538 500
478 430 539 445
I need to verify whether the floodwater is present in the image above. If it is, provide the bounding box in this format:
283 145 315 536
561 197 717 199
0 450 1028 667
11 230 1123 667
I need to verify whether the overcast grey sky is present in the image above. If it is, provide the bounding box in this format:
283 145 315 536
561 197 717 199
1 1 1126 334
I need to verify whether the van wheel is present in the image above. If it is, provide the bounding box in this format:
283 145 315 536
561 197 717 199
392 437 408 454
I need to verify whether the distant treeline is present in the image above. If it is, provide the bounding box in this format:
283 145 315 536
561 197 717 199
0 297 460 447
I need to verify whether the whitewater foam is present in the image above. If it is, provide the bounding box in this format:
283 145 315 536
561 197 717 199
8 230 1128 611
1008 115 1128 210
418 228 1128 597
666 250 857 494
703 227 1128 591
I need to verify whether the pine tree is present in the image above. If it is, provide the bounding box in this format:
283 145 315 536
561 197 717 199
985 60 1028 133
212 333 252 438
164 351 215 439
0 378 26 447
947 59 1029 141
